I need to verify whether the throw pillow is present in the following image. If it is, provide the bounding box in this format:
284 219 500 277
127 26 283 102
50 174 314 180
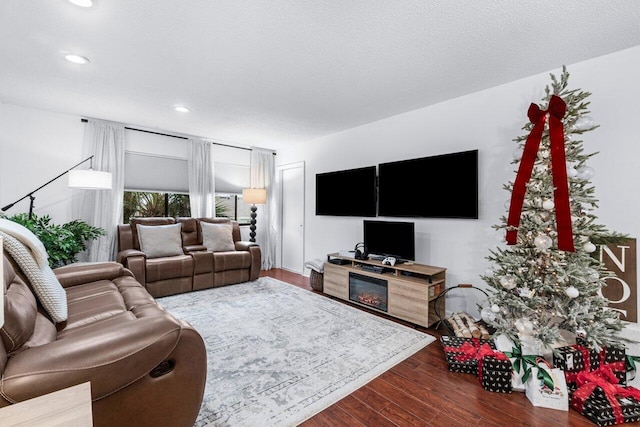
136 223 183 258
201 222 235 252
0 230 68 323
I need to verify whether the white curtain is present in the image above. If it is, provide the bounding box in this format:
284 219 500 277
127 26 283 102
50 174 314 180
250 147 277 270
188 139 215 218
73 120 125 262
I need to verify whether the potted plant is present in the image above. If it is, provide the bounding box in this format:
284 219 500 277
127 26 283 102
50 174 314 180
2 213 106 268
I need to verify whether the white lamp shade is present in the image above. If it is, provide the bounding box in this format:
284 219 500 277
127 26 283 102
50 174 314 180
68 169 113 190
242 188 267 205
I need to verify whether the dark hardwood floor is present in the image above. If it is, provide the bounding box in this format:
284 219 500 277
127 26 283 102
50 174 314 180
260 269 604 427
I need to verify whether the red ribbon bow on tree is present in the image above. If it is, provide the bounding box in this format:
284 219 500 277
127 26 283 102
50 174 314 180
506 94 575 252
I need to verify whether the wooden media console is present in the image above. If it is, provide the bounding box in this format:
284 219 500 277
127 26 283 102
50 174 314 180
323 253 446 327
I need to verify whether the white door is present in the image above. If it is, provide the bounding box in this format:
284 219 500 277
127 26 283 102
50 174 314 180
279 162 304 274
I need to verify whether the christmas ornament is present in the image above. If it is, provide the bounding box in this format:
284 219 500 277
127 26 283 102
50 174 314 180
481 307 496 322
515 318 534 336
567 166 578 178
583 241 596 253
534 234 553 250
542 199 555 210
500 276 517 290
565 286 579 299
577 166 595 180
491 304 501 313
574 115 595 130
518 287 535 298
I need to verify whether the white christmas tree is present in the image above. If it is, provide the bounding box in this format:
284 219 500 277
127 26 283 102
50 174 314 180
481 67 626 352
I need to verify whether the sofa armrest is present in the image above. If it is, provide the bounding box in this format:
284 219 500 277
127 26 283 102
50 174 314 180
234 241 259 251
1 314 186 404
183 244 207 253
54 262 133 288
117 248 146 263
116 249 146 285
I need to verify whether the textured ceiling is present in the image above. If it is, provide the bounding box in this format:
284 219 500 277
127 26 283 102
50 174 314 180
1 1 639 151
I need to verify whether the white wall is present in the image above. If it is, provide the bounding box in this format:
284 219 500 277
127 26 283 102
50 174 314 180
2 46 639 317
0 104 84 222
277 45 640 316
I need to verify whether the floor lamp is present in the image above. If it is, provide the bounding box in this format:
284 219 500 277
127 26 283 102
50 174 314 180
1 237 4 328
1 155 112 219
242 188 267 243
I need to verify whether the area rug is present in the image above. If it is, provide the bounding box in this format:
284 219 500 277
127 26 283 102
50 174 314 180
158 277 435 427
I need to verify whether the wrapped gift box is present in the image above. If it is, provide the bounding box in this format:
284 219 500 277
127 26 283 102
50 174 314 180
600 346 627 387
554 344 600 392
440 336 496 374
575 337 627 387
571 385 640 426
479 355 513 393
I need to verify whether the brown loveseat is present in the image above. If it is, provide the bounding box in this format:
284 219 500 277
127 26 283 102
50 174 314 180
117 217 261 298
1 254 207 427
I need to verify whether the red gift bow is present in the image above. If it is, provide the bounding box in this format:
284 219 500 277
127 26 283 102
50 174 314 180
477 344 509 383
564 345 626 385
506 94 575 252
600 350 626 379
443 338 486 362
572 369 640 424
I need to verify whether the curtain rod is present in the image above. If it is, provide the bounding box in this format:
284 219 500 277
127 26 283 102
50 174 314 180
80 118 275 155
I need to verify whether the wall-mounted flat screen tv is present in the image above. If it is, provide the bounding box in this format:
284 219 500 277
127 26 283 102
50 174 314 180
377 149 478 219
315 166 377 216
363 220 415 261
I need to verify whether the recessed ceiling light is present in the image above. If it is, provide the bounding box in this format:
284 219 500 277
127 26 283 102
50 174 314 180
68 0 93 7
173 105 190 113
64 53 91 64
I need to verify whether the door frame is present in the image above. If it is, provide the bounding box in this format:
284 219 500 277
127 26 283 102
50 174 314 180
277 161 305 273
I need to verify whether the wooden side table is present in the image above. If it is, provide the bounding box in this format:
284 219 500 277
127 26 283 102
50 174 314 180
0 382 92 426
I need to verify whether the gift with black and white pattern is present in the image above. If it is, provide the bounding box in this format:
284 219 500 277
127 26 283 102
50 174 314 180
479 355 513 393
440 336 496 374
571 384 640 426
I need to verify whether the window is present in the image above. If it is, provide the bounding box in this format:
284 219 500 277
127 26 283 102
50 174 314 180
123 192 252 224
123 191 190 223
122 129 253 224
216 193 252 225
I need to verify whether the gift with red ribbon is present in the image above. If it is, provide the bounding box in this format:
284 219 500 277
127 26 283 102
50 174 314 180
477 345 513 393
554 342 600 393
575 337 627 386
440 336 496 374
570 369 640 426
506 94 575 252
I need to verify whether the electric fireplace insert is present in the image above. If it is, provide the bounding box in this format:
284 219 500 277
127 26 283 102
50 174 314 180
348 272 388 312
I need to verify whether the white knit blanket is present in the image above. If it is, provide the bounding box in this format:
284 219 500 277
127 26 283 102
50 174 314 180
0 218 48 267
0 220 67 323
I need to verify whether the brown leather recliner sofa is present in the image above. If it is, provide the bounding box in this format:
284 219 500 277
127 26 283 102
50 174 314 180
117 217 261 298
1 254 207 427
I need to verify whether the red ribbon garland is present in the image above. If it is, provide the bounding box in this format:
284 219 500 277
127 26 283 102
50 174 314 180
506 94 575 252
571 369 640 424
